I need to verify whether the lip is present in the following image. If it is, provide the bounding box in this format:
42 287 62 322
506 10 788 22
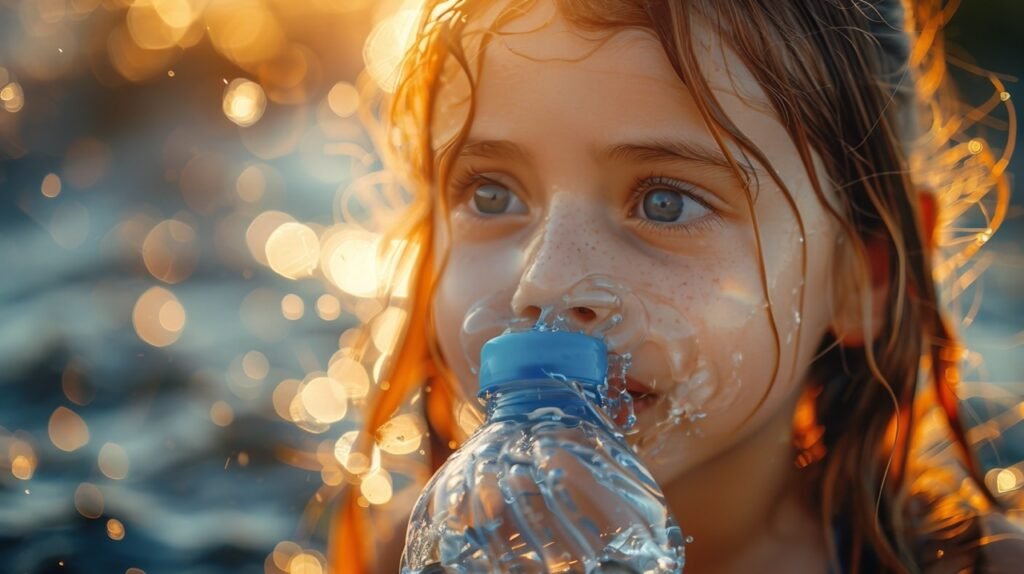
625 376 659 416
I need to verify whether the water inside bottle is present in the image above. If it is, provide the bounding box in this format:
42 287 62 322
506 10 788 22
402 328 686 573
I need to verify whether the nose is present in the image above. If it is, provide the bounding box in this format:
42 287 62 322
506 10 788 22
509 195 618 327
514 302 600 326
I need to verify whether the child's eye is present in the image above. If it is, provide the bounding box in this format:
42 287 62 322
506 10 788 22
472 183 527 216
642 188 690 222
449 169 528 217
629 176 717 233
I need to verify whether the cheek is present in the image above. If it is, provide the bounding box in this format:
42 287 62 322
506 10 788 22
625 265 780 476
628 220 835 471
432 259 478 402
657 266 777 417
698 219 835 415
432 244 523 404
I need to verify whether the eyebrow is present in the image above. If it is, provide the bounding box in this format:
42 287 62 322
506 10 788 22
455 137 764 181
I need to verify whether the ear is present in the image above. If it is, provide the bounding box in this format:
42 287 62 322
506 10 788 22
829 231 891 348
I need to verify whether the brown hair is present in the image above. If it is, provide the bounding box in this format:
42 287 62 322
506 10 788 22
330 0 1015 571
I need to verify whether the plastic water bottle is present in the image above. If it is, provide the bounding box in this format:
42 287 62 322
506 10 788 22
401 330 685 573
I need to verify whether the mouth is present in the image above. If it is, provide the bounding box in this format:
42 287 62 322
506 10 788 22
625 376 659 415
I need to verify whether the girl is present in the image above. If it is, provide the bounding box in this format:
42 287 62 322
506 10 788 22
329 0 1021 571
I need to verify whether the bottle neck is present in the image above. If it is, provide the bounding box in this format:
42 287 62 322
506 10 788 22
480 379 604 423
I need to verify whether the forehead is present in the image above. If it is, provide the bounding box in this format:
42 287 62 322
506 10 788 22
430 0 777 157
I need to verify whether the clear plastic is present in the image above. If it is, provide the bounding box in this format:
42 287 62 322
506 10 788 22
401 331 685 573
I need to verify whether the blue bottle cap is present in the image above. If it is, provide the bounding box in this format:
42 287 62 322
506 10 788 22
478 330 608 393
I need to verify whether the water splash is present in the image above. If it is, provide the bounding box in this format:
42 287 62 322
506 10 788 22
458 274 754 465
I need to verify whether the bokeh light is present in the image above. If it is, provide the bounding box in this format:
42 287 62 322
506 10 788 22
210 400 235 427
126 0 193 50
327 353 369 399
288 552 324 574
272 379 301 421
363 9 420 93
326 81 360 118
41 173 61 198
48 407 90 452
228 352 266 400
333 430 379 476
359 468 393 505
142 219 199 284
108 22 177 82
206 0 285 67
11 454 35 480
74 483 104 519
6 436 38 481
376 413 426 455
370 306 407 354
132 286 187 347
281 293 305 320
98 442 130 480
246 211 296 266
223 78 267 127
62 361 95 406
236 164 267 203
271 540 301 571
0 81 25 113
315 294 340 321
242 350 270 380
299 376 347 424
320 226 382 298
996 468 1021 493
265 222 320 279
107 518 126 541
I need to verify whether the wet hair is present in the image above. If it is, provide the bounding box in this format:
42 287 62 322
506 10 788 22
331 1 1015 572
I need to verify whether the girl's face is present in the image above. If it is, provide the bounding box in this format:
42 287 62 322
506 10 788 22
430 2 842 482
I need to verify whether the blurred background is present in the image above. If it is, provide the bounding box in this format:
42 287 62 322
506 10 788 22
0 1 1020 573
